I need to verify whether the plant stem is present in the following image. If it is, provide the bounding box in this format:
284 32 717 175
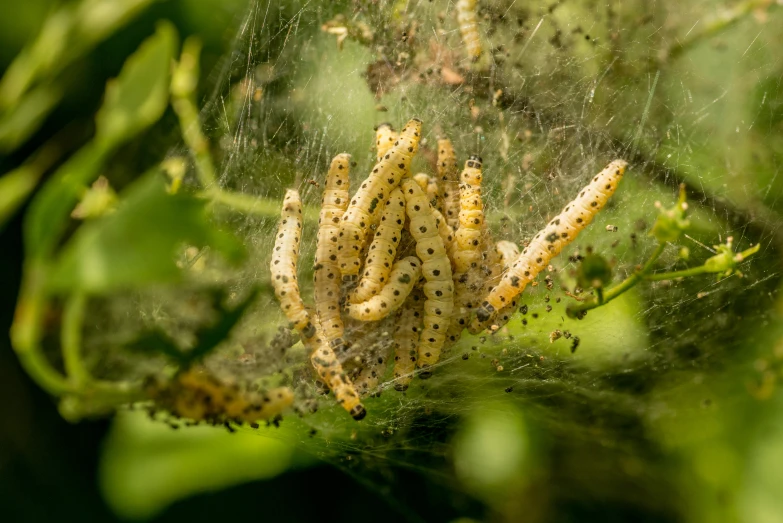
567 242 667 318
62 292 90 386
644 265 709 281
206 189 320 223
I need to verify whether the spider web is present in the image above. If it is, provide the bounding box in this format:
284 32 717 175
90 1 783 521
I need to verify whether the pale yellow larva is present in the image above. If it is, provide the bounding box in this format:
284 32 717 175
469 240 521 334
392 289 424 391
347 256 422 322
401 178 454 375
375 123 398 162
339 118 422 280
452 155 485 274
476 160 628 322
314 154 351 352
270 189 315 338
456 0 482 61
350 188 406 304
438 138 460 230
352 317 395 396
306 323 366 420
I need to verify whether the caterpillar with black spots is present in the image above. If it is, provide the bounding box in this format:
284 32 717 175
350 188 406 304
347 256 422 322
437 138 460 230
392 288 424 391
375 123 398 162
339 118 422 280
314 154 351 352
401 178 454 375
148 369 294 424
270 189 315 338
476 159 628 322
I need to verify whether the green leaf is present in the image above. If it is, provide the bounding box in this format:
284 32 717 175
23 23 178 259
95 21 177 147
48 173 245 293
0 162 45 231
0 84 63 152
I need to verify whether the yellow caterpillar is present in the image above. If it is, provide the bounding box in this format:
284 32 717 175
476 160 628 322
375 123 398 161
401 178 454 375
350 188 406 303
149 369 294 424
414 172 443 212
347 256 422 322
314 154 351 352
456 0 482 61
270 189 315 338
352 317 395 396
339 118 422 280
392 289 424 391
437 138 460 231
478 240 521 332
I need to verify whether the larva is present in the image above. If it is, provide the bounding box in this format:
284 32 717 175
392 289 424 391
339 118 422 280
470 240 520 334
353 317 395 396
347 256 422 322
314 154 351 352
307 323 366 420
350 188 406 304
413 172 443 212
375 123 398 161
149 369 294 424
437 138 460 230
430 206 455 260
401 178 454 374
456 0 482 61
452 156 485 274
270 189 315 338
476 159 628 322
445 156 486 344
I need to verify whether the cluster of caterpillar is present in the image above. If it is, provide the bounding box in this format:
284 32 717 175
270 117 628 420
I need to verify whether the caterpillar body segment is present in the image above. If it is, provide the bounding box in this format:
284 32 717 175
375 123 397 162
270 190 315 338
469 241 520 334
456 0 482 61
350 188 406 304
306 324 366 420
430 207 455 263
452 156 485 274
339 118 423 280
401 178 454 374
347 257 422 322
476 159 628 322
392 289 424 391
495 240 520 267
353 317 395 396
149 369 294 424
414 172 443 212
314 154 351 352
437 138 460 230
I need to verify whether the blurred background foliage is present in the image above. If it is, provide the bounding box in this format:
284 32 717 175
2 1 783 522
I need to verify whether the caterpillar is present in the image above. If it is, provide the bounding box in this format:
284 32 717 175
306 323 366 420
375 123 398 161
270 189 315 338
437 138 460 230
347 256 422 322
314 154 351 352
148 369 294 424
392 289 424 391
339 118 422 280
413 173 443 212
446 156 486 345
476 159 629 322
401 178 454 375
430 206 455 260
456 0 482 61
350 188 406 304
471 240 521 334
452 156 485 274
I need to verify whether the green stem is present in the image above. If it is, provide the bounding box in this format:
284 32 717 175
644 265 710 281
206 189 321 223
10 262 73 395
567 242 667 318
172 38 217 188
62 292 90 386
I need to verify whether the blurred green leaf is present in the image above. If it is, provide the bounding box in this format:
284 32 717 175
24 23 178 259
96 21 177 148
0 84 62 152
48 173 245 293
100 411 295 520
